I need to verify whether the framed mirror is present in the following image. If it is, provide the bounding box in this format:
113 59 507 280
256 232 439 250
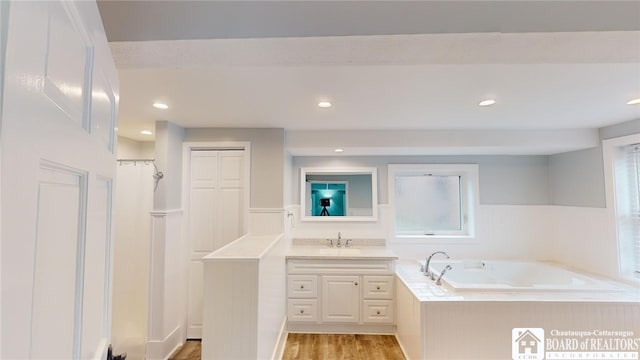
300 167 378 222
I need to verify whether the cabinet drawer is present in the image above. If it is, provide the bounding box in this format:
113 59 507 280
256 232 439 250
287 275 318 298
363 300 394 324
363 276 394 299
287 299 319 323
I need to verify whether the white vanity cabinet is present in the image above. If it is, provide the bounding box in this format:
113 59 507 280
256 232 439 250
322 275 360 323
286 258 396 333
287 275 319 322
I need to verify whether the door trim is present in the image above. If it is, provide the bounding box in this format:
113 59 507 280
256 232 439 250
180 141 251 340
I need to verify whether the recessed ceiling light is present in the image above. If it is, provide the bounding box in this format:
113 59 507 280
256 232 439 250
334 148 344 153
153 102 169 109
627 98 640 105
318 101 332 108
478 99 496 107
140 130 153 135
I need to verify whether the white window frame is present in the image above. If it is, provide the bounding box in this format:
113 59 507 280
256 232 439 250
388 164 479 243
603 134 640 282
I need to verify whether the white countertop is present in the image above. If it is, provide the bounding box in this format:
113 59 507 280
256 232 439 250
286 244 398 260
203 234 283 260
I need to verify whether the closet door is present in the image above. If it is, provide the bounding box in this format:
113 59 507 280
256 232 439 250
186 150 245 339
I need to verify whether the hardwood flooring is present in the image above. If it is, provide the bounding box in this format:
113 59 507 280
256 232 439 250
282 333 405 360
169 334 405 360
168 340 201 360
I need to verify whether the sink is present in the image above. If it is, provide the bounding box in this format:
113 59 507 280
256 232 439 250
318 248 362 256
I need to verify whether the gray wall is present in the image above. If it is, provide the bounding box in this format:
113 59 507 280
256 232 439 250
292 155 551 205
154 121 185 210
599 119 640 140
184 128 285 208
545 119 640 209
549 146 606 208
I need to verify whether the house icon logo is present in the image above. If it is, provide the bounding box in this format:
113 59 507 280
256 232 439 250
512 328 544 360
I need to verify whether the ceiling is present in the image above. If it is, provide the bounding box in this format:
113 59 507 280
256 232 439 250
98 1 640 154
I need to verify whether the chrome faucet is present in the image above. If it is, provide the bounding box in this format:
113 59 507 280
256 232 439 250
422 251 450 279
435 264 453 285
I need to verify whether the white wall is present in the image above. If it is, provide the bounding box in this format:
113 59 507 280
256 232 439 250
201 235 288 360
147 122 186 360
112 137 154 359
118 136 154 159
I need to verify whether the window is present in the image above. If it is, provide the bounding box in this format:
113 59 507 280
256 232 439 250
389 164 478 239
624 144 640 276
604 134 640 281
617 144 640 278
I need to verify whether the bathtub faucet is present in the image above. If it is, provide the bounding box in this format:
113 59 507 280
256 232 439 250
422 251 450 279
435 265 453 286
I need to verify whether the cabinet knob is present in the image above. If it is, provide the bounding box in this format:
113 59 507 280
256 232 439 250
300 309 304 314
376 286 381 290
300 285 304 289
376 311 381 315
354 282 358 286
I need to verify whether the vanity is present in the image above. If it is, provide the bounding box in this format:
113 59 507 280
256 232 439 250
286 240 398 333
287 167 398 333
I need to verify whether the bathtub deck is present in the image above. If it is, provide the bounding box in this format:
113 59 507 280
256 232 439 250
395 259 640 302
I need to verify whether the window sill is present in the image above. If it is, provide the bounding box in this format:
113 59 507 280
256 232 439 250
620 273 640 286
392 234 478 244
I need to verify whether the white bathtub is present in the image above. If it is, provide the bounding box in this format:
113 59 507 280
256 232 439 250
429 260 620 292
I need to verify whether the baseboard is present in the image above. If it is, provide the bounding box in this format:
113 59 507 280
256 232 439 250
394 334 411 360
287 323 395 334
93 338 109 360
271 317 289 360
146 326 183 360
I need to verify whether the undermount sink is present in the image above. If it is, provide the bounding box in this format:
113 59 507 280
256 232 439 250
318 248 362 255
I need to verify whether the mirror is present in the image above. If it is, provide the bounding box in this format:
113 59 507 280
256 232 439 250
300 167 378 222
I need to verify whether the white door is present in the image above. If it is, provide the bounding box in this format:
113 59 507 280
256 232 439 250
187 150 246 338
1 1 118 359
322 276 361 323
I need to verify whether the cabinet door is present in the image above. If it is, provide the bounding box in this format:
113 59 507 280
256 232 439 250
322 276 360 323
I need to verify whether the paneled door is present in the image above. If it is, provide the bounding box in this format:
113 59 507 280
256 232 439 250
187 150 246 338
1 1 118 359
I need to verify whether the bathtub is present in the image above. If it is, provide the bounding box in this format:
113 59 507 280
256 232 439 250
429 260 620 292
395 260 640 359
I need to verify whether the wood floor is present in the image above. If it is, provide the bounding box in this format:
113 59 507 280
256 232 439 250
169 334 405 360
283 333 405 360
169 340 201 360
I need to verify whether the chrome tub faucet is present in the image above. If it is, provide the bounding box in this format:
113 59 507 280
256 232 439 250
435 265 453 285
421 251 450 279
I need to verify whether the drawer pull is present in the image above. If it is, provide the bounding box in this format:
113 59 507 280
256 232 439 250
300 309 304 314
376 311 381 315
376 286 381 290
300 285 304 289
